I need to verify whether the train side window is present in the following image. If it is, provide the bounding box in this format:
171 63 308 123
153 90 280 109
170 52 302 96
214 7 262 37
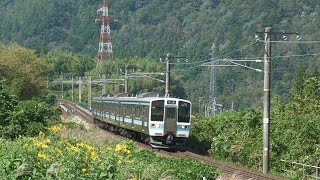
105 102 109 113
151 100 164 121
136 106 141 119
125 105 130 117
110 104 114 115
132 106 135 119
140 107 143 119
178 101 191 123
144 106 149 120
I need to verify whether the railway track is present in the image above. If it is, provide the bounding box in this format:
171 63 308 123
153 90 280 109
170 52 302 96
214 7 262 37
58 100 283 180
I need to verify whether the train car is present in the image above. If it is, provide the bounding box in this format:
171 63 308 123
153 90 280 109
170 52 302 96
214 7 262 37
91 92 192 149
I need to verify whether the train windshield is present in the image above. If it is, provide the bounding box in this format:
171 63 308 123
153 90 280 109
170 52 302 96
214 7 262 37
178 101 191 123
151 100 164 121
166 108 177 119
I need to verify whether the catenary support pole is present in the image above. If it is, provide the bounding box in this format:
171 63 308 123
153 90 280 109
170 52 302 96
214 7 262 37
88 75 92 110
125 65 128 93
263 27 272 174
165 53 171 97
72 76 74 102
79 76 82 103
61 74 64 99
102 74 106 95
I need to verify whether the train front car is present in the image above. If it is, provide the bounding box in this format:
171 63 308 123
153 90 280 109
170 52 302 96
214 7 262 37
148 98 191 150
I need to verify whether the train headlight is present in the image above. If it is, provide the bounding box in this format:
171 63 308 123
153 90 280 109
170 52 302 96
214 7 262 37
181 125 188 129
151 124 160 128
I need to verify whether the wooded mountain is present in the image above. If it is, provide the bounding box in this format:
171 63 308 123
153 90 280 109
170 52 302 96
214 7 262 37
1 0 319 110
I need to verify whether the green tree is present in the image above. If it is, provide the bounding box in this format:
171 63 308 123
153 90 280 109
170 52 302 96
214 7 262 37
0 43 53 100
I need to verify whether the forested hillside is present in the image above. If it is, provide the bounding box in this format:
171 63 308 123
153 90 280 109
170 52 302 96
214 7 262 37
1 0 319 110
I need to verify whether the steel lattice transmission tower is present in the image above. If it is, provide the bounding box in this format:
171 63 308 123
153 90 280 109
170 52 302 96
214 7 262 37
96 0 113 63
205 43 222 116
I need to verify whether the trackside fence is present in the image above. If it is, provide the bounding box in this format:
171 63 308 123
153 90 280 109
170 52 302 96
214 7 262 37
281 160 320 179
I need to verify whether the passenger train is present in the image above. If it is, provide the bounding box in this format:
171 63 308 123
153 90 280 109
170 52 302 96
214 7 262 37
91 92 192 149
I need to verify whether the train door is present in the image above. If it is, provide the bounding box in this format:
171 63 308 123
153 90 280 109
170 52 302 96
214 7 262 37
164 107 177 135
119 104 125 127
141 106 148 133
115 103 120 126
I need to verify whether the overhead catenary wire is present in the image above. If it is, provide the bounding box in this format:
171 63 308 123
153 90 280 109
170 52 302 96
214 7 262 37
271 52 320 59
257 40 320 44
220 41 258 58
160 38 320 73
172 51 320 68
159 41 259 65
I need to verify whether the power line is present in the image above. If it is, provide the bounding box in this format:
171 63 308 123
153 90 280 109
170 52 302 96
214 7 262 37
220 41 258 57
272 52 320 59
158 41 259 65
169 64 202 72
165 52 320 73
258 40 320 44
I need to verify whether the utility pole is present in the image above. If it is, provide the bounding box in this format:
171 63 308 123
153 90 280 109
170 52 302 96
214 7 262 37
79 76 82 103
102 74 106 95
263 27 272 174
255 27 300 174
208 44 216 116
125 65 128 93
165 53 170 97
61 73 64 99
47 76 49 89
88 75 92 110
198 97 203 114
71 76 74 102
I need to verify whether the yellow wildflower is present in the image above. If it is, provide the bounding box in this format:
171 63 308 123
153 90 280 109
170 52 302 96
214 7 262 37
128 178 138 180
77 142 85 147
122 145 127 150
39 131 45 137
41 143 48 149
82 168 87 173
23 143 29 149
33 139 49 149
48 125 61 132
38 151 47 160
126 160 134 163
107 146 112 151
53 147 62 155
90 151 96 160
69 145 80 152
115 144 122 151
84 144 94 152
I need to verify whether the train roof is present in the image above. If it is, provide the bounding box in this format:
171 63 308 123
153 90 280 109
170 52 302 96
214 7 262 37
92 92 191 104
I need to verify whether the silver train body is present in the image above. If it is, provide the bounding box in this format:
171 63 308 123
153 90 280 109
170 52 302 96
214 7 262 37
91 93 192 149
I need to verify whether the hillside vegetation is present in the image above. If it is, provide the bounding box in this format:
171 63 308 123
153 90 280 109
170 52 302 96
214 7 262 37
189 68 320 178
1 0 320 109
0 1 319 178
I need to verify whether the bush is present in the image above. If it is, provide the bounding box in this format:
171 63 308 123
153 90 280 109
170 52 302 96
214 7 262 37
190 108 320 176
0 100 59 139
